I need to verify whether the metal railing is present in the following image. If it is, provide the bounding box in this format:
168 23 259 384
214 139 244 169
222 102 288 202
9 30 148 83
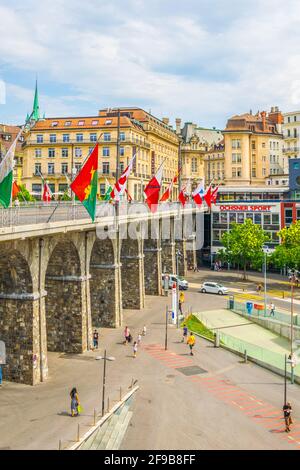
228 299 300 326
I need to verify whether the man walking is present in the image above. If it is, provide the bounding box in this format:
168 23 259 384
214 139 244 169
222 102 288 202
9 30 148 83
187 332 196 356
93 329 99 349
179 291 185 316
269 302 275 317
283 402 293 432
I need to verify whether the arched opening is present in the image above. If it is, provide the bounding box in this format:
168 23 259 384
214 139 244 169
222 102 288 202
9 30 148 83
90 238 117 327
0 249 34 384
45 241 83 353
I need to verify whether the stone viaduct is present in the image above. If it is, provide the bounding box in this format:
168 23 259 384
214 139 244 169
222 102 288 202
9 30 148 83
0 203 200 385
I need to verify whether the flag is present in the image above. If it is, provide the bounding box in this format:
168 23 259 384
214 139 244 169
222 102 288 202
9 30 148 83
204 184 213 208
192 181 204 207
70 144 99 221
104 178 113 201
211 186 219 204
160 171 179 202
179 186 189 207
111 156 135 201
144 163 163 213
43 182 53 202
12 181 20 199
0 129 22 208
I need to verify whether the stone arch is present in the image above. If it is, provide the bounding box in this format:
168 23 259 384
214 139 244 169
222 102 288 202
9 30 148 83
45 240 84 353
89 238 120 327
120 236 145 309
0 249 35 384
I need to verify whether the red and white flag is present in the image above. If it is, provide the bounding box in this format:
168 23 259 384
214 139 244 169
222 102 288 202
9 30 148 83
211 186 219 204
192 180 204 206
144 163 164 213
125 188 132 202
43 182 52 202
160 170 179 202
178 185 189 207
110 156 135 202
204 184 213 208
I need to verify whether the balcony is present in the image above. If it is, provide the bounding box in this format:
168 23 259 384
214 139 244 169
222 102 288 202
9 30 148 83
23 137 151 148
283 147 300 153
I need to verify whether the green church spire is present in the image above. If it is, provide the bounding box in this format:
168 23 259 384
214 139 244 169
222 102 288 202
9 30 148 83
32 79 40 121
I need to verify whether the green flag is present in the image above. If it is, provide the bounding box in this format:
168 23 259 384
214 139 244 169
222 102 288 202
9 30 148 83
104 178 113 201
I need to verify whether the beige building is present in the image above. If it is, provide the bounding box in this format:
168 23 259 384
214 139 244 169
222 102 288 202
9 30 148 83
282 110 300 163
203 141 225 185
0 124 24 183
22 107 179 200
223 108 284 186
177 120 223 189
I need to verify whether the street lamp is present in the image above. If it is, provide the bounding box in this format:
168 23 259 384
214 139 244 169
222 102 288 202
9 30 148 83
284 355 294 407
95 350 115 417
262 245 270 316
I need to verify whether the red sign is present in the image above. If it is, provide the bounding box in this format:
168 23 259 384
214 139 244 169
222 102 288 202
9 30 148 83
219 205 272 212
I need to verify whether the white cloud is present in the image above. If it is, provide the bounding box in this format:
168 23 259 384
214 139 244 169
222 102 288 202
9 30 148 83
1 0 300 127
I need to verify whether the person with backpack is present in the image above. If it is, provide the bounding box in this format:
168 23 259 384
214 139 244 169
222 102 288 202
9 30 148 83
181 325 188 343
187 332 196 356
70 387 80 417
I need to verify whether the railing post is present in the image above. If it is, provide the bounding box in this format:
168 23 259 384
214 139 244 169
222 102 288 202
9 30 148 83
244 350 247 363
77 424 80 442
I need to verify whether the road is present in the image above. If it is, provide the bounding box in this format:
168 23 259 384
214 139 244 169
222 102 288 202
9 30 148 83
0 270 299 450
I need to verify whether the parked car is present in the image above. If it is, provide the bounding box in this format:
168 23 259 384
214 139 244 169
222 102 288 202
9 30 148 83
162 274 189 290
199 282 229 295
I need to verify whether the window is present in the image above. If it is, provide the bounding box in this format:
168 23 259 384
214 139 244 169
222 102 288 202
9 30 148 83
103 132 111 141
90 133 97 142
65 121 71 126
262 168 266 176
59 184 68 193
75 147 82 158
285 208 293 226
232 139 241 149
100 183 106 195
120 132 125 141
51 121 58 127
120 146 125 156
262 142 265 148
191 157 198 172
50 134 56 143
62 148 68 158
32 183 42 194
288 129 291 137
78 120 85 126
295 116 297 122
103 147 110 157
232 153 241 163
263 214 271 225
293 162 299 170
34 163 41 175
102 162 110 174
236 168 242 177
251 141 255 150
237 213 244 224
76 133 83 142
37 134 43 143
272 214 279 225
35 149 42 158
63 134 70 142
294 129 297 138
105 119 112 125
120 162 124 173
252 168 256 177
288 117 291 123
48 148 55 158
254 213 262 224
48 163 55 174
89 147 94 155
75 163 81 173
92 120 98 126
61 163 68 174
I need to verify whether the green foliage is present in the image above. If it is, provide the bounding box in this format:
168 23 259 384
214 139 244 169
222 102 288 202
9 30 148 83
58 192 71 201
221 219 269 277
272 221 300 269
14 184 36 202
182 314 215 341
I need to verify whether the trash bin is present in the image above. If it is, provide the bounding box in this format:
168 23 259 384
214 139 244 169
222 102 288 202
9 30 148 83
214 331 220 348
229 295 234 310
246 301 253 315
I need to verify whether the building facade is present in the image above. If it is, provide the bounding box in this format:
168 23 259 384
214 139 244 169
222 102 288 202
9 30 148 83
282 110 300 161
203 141 225 185
0 124 24 183
223 108 285 186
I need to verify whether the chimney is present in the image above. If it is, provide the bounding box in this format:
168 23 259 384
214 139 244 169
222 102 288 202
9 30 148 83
261 111 266 131
162 117 169 126
175 118 181 135
269 107 283 125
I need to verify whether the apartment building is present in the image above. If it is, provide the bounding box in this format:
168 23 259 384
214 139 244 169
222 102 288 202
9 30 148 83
282 110 300 162
203 141 225 185
0 124 24 183
223 108 284 186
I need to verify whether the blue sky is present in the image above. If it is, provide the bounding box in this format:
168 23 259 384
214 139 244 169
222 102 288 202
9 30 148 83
1 0 300 129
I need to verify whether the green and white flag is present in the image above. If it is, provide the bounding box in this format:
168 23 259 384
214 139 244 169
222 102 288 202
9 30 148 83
0 129 22 208
104 178 113 201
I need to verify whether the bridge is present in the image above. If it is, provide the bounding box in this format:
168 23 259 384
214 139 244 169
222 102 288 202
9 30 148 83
0 202 203 385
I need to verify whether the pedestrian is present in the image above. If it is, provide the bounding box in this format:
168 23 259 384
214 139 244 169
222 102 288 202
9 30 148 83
142 325 147 336
269 302 275 316
70 387 80 417
181 325 188 343
0 364 2 387
257 283 262 294
187 332 196 356
137 333 142 345
283 402 293 432
179 291 185 316
124 326 130 345
93 329 99 349
133 341 138 358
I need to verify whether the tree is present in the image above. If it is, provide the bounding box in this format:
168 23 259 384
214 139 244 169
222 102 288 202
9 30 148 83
13 184 36 202
221 219 269 279
272 221 300 270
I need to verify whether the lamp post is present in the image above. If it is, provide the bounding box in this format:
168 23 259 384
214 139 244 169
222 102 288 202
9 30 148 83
262 245 270 316
284 355 294 407
95 350 115 417
176 249 183 328
290 272 297 384
165 306 169 351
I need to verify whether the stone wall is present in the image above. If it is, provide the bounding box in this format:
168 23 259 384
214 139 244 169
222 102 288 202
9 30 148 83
121 238 145 309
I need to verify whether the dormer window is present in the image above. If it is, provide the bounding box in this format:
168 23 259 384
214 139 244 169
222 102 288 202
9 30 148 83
105 119 112 125
78 120 85 126
51 121 58 127
92 120 98 126
65 121 71 126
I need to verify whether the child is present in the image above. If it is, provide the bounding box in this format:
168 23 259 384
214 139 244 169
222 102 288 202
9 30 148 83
182 325 188 343
133 341 138 358
137 333 142 345
142 325 147 336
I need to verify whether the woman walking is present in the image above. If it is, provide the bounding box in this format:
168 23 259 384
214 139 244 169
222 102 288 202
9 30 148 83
70 387 80 417
133 341 138 358
123 326 130 345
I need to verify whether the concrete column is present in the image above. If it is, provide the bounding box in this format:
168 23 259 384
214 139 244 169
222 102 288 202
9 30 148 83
121 238 145 309
161 240 176 274
144 243 162 295
175 239 187 277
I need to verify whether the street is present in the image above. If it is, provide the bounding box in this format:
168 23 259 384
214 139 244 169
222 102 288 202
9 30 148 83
0 269 299 450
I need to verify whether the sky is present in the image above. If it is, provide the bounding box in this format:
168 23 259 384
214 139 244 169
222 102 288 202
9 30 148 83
1 0 300 129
